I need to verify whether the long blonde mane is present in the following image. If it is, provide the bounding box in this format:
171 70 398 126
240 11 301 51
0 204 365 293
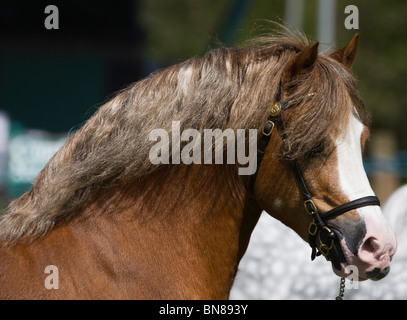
0 26 369 243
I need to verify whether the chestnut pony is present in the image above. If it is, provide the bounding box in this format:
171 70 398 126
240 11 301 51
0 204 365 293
0 30 396 299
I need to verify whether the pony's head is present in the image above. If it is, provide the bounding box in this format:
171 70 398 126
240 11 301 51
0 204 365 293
252 35 397 280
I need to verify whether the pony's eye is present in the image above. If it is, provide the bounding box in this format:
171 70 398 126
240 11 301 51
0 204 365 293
308 142 326 157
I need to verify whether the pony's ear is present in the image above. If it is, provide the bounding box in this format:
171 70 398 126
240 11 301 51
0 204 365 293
330 34 359 68
282 41 319 84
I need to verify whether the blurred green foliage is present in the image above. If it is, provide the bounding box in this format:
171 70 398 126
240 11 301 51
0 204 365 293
138 0 230 64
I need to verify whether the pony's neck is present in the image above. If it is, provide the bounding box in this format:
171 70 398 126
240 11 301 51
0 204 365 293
68 164 261 298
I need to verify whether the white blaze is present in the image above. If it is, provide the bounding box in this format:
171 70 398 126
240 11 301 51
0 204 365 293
335 110 374 201
335 109 396 271
335 110 385 222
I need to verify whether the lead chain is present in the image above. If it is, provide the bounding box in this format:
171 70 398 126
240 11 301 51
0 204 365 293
335 277 346 300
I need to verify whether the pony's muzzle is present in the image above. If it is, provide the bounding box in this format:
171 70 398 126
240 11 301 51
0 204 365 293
328 207 397 281
357 234 397 280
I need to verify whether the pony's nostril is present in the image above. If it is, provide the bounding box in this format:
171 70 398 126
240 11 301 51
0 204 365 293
358 236 386 265
361 237 378 254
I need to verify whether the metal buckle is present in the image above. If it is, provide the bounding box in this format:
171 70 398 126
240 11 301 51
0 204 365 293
269 102 281 117
282 138 291 155
304 199 317 215
308 222 318 236
317 227 335 258
262 120 274 136
318 243 332 258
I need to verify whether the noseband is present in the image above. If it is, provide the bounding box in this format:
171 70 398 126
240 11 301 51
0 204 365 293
251 83 380 261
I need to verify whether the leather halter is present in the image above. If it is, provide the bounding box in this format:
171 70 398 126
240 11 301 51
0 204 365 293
251 83 380 261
